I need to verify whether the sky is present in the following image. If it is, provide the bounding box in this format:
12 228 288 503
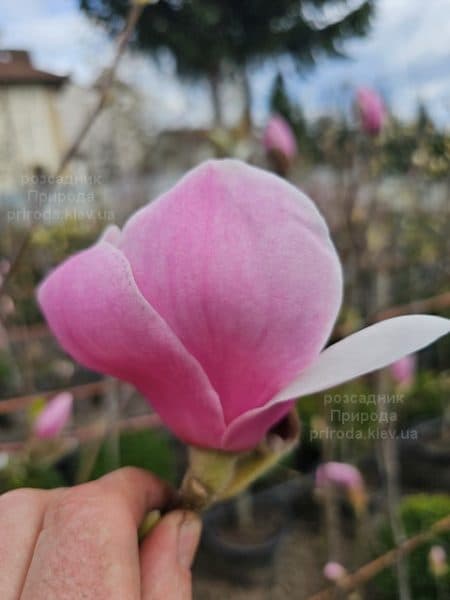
1 0 450 128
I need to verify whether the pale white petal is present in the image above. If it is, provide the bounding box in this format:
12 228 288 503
272 315 450 403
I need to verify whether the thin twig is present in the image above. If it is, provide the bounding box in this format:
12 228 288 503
376 375 411 600
0 413 162 452
1 1 146 290
0 381 109 414
307 515 450 600
370 291 450 323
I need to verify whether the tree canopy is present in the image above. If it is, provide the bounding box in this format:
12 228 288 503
81 0 375 77
80 1 375 123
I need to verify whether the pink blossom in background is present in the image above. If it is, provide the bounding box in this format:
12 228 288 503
38 160 450 451
390 354 416 387
263 114 298 161
316 461 364 491
323 561 346 582
34 392 73 439
356 87 386 135
429 545 447 577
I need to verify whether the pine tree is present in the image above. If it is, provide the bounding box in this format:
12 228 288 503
80 0 375 124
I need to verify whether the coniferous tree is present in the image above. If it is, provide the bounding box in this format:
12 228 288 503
81 0 376 124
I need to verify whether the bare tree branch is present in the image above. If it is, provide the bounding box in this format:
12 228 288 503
1 1 148 290
307 515 450 600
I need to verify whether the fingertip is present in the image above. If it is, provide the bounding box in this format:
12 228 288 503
140 510 202 599
176 511 202 569
97 467 174 525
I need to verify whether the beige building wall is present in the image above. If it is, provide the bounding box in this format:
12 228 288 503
0 85 65 192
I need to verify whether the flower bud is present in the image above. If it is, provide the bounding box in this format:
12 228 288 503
323 561 347 582
429 545 447 578
34 392 73 439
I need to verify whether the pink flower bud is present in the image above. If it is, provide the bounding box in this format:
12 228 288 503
37 160 450 451
429 545 447 577
34 392 73 439
316 462 368 513
323 561 346 581
356 87 386 135
316 461 363 490
263 114 297 161
389 354 416 387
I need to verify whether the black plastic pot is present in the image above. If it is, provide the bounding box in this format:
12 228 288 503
195 481 298 586
398 418 450 491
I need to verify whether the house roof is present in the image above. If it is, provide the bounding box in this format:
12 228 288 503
0 50 68 86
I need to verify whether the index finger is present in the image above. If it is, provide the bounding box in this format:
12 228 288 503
20 467 173 600
96 466 173 526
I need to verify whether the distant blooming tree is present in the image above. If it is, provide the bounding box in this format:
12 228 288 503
80 0 376 124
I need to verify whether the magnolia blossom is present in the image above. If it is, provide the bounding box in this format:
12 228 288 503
316 462 367 513
316 462 363 490
323 561 346 582
38 160 450 451
263 114 297 161
34 392 73 439
356 87 386 135
390 354 416 387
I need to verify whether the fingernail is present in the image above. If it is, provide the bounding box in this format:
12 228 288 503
177 511 202 569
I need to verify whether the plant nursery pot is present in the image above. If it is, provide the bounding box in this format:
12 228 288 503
195 481 296 586
398 418 450 491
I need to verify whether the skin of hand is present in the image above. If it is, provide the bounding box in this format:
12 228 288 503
0 467 202 600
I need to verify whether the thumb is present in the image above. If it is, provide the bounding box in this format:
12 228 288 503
139 510 202 600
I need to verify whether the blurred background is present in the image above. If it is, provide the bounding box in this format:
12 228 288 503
0 1 449 598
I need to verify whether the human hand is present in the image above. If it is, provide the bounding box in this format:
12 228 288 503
0 467 202 599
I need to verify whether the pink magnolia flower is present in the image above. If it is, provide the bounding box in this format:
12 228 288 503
316 462 367 513
34 392 73 439
356 87 386 135
263 114 298 161
390 354 416 387
323 561 346 582
37 160 450 451
316 462 363 490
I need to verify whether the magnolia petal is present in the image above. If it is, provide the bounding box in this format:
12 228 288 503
272 315 450 402
222 399 296 452
119 159 342 425
99 224 122 245
38 241 225 448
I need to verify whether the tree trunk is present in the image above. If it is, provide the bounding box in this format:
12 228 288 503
208 69 223 126
242 67 252 130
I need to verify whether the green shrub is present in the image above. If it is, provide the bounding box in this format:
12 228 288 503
89 428 176 484
373 494 450 599
0 463 66 492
